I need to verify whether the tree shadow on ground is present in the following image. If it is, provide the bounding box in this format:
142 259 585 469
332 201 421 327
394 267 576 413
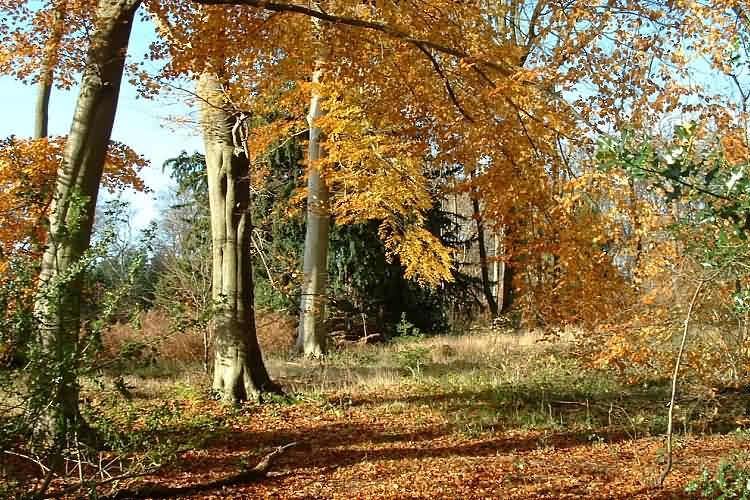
190 418 638 473
342 382 674 436
164 420 691 500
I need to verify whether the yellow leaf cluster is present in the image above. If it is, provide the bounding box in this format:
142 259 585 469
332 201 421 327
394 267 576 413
379 222 453 287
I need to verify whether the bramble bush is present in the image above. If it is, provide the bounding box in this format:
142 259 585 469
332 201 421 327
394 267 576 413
0 200 165 498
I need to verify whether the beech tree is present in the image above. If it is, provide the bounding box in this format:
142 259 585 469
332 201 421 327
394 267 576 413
187 0 513 350
151 0 466 358
196 71 279 401
297 10 330 356
33 0 142 440
0 0 145 443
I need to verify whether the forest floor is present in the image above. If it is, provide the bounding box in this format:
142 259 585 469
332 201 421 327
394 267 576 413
4 326 750 499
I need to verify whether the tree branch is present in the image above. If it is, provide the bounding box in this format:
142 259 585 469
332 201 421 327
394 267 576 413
98 443 297 499
414 43 474 122
191 0 609 139
657 268 723 487
634 164 733 202
192 0 515 77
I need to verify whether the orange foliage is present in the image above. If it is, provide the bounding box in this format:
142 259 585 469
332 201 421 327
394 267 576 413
139 0 749 309
0 0 92 88
6 0 750 371
0 136 148 263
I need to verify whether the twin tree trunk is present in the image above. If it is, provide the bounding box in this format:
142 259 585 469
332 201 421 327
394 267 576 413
196 72 278 403
35 0 141 441
296 21 330 357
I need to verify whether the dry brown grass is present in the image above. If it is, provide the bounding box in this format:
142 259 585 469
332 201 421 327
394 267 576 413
427 330 541 356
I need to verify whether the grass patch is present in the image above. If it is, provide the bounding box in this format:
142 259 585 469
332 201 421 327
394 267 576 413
270 329 740 441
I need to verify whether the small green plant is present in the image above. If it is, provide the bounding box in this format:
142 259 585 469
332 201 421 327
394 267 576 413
395 345 430 377
0 198 165 498
395 312 423 339
686 456 750 499
731 428 750 441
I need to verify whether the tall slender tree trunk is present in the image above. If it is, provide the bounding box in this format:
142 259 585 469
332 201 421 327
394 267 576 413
197 72 279 403
493 232 500 305
32 0 66 259
35 78 53 139
35 0 141 442
499 225 514 314
471 176 498 317
296 14 330 357
34 0 68 139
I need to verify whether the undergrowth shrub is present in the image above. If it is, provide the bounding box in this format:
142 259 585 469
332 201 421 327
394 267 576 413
589 125 750 386
0 200 172 498
255 310 296 356
102 310 205 372
686 454 750 499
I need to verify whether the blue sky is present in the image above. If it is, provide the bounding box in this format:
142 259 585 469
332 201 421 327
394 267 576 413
0 16 203 230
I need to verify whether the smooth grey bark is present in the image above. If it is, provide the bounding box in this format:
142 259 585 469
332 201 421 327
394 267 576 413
296 20 330 357
196 72 279 403
35 0 141 442
33 0 67 139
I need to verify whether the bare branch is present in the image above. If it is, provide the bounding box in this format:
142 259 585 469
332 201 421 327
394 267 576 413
97 443 297 499
658 268 724 487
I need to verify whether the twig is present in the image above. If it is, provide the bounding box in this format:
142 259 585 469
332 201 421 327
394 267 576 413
39 468 159 499
358 333 381 344
97 442 297 499
251 231 276 288
4 450 51 475
658 268 722 487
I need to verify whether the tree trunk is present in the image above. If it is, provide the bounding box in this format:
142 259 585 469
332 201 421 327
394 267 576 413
34 0 67 139
501 254 514 314
34 78 53 139
296 18 330 357
493 228 514 315
196 72 278 404
493 232 500 306
471 184 498 317
35 0 141 443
